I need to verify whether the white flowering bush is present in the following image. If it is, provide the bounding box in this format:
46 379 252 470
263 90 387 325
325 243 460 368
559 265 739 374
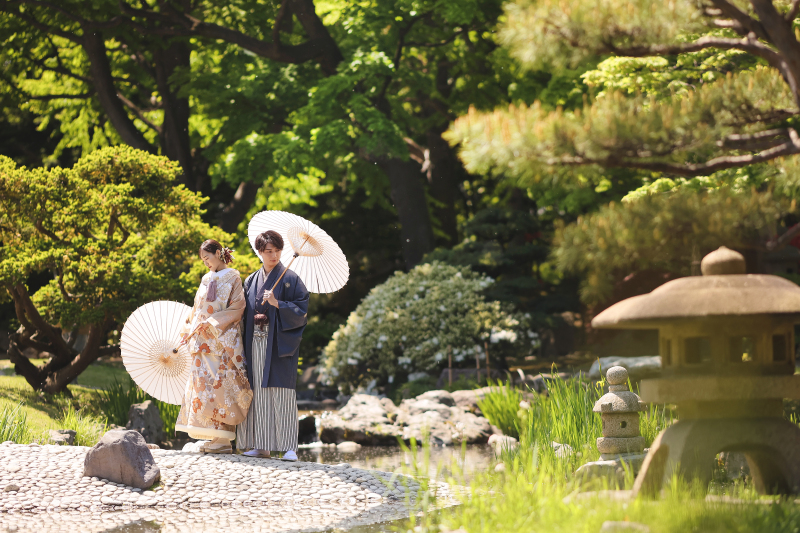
321 262 539 392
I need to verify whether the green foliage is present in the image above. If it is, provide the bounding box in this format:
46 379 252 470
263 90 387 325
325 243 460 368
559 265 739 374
0 146 253 390
448 67 793 186
322 262 537 392
0 402 29 444
0 145 221 320
477 381 525 439
553 186 791 303
424 207 551 312
582 46 759 99
501 0 708 71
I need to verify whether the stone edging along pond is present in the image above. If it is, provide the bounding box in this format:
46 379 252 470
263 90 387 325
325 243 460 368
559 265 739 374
0 442 459 532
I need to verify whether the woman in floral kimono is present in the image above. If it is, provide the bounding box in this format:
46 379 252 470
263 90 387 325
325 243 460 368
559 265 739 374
237 230 309 460
175 239 253 454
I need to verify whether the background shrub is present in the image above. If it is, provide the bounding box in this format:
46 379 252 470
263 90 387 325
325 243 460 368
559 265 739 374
321 262 539 393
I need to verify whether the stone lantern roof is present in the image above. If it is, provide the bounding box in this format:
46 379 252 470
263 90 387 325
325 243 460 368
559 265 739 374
592 247 800 329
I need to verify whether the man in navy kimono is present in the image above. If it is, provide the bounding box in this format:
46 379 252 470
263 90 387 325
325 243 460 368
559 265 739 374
237 230 309 460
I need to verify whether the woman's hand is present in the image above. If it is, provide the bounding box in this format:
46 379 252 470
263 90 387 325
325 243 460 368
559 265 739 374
263 290 279 308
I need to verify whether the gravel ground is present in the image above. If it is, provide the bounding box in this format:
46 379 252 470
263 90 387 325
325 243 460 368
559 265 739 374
0 442 456 532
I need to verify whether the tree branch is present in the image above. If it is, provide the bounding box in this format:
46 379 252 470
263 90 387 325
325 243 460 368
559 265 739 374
750 0 800 107
26 92 93 100
787 0 800 21
405 29 465 48
272 0 291 46
708 0 771 42
10 284 71 356
554 132 800 177
767 222 800 250
116 93 162 133
607 35 781 64
42 316 112 393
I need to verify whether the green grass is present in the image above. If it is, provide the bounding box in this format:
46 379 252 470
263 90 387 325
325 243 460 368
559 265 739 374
398 373 800 533
0 361 180 444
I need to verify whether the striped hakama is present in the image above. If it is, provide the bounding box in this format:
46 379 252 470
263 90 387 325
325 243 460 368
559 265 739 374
236 327 298 451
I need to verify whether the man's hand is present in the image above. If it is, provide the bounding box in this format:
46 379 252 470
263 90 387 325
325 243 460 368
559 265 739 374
263 290 279 308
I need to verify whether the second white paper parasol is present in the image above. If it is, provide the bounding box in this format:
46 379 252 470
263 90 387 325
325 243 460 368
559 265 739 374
248 210 349 294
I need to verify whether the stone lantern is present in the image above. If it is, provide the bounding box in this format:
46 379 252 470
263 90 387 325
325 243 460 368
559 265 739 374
594 366 645 458
592 247 800 496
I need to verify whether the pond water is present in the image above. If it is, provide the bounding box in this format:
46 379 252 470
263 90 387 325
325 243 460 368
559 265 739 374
296 444 495 482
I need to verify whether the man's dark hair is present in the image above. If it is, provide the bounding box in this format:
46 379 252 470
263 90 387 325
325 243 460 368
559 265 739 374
255 230 284 252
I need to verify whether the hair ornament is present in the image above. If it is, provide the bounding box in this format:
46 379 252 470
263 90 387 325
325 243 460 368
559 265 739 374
221 247 235 265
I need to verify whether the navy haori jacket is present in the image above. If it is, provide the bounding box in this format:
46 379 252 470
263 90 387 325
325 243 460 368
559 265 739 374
242 263 309 390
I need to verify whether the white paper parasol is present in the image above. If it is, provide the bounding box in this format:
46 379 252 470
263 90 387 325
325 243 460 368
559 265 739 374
248 210 349 294
120 301 192 405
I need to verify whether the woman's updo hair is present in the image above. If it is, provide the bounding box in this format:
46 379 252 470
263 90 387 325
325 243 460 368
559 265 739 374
254 230 284 252
199 239 234 264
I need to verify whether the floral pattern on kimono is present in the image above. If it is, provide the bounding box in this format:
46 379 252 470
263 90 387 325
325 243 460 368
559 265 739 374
175 267 253 440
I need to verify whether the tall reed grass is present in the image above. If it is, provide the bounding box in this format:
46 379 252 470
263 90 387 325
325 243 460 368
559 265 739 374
400 372 799 533
477 381 525 439
0 402 30 443
99 376 180 438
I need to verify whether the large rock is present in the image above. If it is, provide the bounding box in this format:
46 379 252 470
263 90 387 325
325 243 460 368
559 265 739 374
126 400 164 444
298 415 317 444
575 452 648 484
337 394 392 424
588 356 661 382
84 430 160 489
397 393 492 444
415 390 455 407
319 416 403 446
319 395 403 445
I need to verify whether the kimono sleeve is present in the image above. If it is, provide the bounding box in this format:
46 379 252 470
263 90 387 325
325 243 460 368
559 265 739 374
277 276 309 332
206 276 246 338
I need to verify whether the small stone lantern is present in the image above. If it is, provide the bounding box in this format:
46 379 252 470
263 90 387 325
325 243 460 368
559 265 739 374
592 247 800 496
594 366 645 458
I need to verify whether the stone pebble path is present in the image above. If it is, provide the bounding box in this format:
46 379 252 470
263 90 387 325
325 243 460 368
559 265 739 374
0 442 455 532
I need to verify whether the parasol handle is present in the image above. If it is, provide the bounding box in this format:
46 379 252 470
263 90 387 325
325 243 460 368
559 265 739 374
261 235 310 305
262 252 299 305
172 324 203 353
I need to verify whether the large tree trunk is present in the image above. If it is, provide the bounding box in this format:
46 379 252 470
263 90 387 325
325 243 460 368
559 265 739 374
82 31 153 152
426 125 463 245
218 181 261 233
153 40 198 190
377 157 435 268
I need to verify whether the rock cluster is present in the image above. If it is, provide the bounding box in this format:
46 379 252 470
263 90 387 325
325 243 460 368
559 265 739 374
320 391 494 446
0 440 452 531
